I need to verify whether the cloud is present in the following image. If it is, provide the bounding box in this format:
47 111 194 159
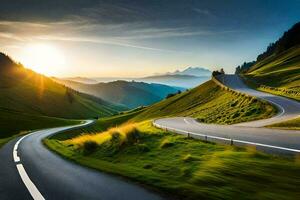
0 17 237 53
36 35 177 52
0 20 179 52
193 8 215 17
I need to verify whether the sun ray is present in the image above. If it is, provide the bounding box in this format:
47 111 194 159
19 43 66 76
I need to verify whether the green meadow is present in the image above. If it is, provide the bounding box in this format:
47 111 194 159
45 116 300 200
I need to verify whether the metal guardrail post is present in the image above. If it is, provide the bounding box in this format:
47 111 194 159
153 119 300 154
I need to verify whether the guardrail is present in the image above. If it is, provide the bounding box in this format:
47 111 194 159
152 120 300 154
240 75 300 99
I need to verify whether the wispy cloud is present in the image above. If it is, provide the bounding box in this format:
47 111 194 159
0 32 26 41
0 17 237 53
36 35 177 52
193 8 215 18
0 20 180 52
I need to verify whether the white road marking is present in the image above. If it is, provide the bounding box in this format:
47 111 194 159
183 118 191 124
13 133 45 199
13 135 27 162
153 120 300 153
12 120 94 200
16 164 45 200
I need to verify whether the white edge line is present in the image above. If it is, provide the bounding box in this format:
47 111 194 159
13 120 94 200
13 135 26 162
153 121 300 153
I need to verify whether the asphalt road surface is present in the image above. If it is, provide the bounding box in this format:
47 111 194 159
219 74 300 127
154 75 300 154
1 74 299 199
0 121 163 200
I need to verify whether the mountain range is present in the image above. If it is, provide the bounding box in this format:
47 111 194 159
0 53 125 136
53 78 184 109
64 77 98 84
68 67 211 88
163 67 212 77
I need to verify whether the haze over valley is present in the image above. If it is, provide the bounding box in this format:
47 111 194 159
0 1 300 200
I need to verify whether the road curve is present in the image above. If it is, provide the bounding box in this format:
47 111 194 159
219 74 300 127
0 120 163 200
154 74 300 154
154 117 300 154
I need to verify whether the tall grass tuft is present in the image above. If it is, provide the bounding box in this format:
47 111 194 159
65 123 140 150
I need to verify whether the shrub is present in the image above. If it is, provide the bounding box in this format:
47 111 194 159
82 140 98 155
143 164 153 169
125 127 140 144
232 112 240 118
166 93 176 99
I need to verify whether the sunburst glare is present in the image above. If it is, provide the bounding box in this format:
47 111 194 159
19 43 66 76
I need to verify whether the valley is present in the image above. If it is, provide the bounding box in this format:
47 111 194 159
0 3 299 199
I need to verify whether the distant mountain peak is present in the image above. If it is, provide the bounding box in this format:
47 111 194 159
64 76 98 84
170 66 211 77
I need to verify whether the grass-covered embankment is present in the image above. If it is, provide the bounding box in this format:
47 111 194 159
133 80 276 124
45 119 300 200
243 47 300 101
267 116 300 130
51 108 143 141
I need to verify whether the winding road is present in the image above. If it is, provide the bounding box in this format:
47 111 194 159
1 74 300 199
154 75 300 154
221 75 300 127
0 121 163 200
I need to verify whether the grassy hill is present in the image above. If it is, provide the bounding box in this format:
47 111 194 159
43 68 285 200
46 113 300 200
54 78 183 109
239 22 300 101
132 80 275 124
0 53 124 140
42 22 298 200
243 46 300 101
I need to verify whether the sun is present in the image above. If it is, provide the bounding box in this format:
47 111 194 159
20 43 66 76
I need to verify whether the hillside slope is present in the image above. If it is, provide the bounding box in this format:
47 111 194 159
132 80 275 124
0 53 124 138
54 78 182 108
240 22 300 101
243 46 300 101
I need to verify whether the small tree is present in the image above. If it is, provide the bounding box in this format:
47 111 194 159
212 68 225 77
220 68 225 74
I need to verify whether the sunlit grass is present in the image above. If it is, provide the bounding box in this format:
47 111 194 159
267 116 300 130
244 47 300 101
65 123 139 148
133 80 276 124
45 118 300 200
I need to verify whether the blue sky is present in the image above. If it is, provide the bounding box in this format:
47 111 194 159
1 0 300 77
